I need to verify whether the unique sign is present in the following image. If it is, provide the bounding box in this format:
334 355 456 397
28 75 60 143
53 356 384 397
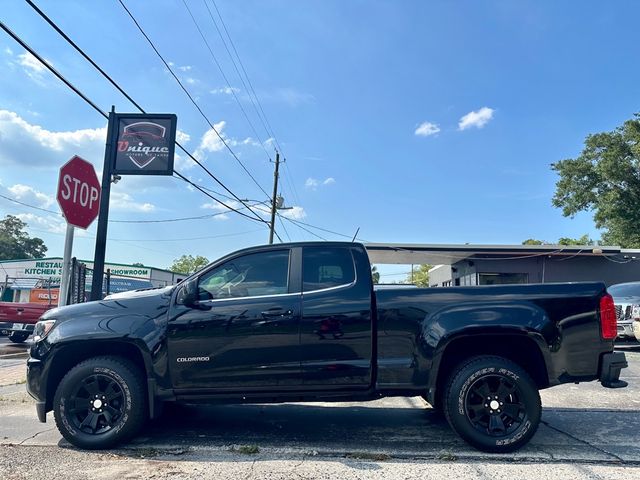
56 156 101 229
113 113 177 175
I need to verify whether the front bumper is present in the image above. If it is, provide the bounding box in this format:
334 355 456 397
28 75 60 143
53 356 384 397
600 351 628 388
617 322 635 338
26 357 47 422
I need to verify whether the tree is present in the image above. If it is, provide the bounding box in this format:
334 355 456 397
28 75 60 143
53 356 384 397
371 266 380 284
169 255 210 274
0 215 47 260
405 264 432 287
557 235 595 246
522 238 545 245
552 115 640 247
522 235 595 246
132 262 145 267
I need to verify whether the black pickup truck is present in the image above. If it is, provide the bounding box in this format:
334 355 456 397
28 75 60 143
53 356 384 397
27 242 627 452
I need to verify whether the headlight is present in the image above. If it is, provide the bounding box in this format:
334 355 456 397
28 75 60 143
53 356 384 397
33 320 56 342
633 305 640 320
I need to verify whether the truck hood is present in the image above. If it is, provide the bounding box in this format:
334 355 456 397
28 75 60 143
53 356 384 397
40 285 176 324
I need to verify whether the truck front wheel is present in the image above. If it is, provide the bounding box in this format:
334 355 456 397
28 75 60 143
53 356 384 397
443 355 541 453
53 356 147 449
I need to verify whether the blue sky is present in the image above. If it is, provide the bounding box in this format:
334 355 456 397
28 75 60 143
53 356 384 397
1 1 639 280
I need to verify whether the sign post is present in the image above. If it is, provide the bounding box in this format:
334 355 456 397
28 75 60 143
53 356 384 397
90 109 177 300
56 155 101 306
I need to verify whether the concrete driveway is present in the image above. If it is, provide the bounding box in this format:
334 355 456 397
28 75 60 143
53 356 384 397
1 340 639 479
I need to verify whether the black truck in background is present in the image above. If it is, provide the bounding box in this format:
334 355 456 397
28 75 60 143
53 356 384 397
27 242 627 452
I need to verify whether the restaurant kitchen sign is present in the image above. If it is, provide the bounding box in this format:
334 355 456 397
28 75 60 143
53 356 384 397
4 259 151 282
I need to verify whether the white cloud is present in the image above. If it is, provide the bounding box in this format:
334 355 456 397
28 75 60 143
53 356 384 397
210 86 240 95
202 199 241 212
185 77 197 85
176 129 190 143
110 191 155 212
4 47 13 56
280 206 306 220
178 65 192 72
0 110 106 169
15 212 66 235
18 52 47 73
7 184 54 208
194 121 227 160
305 177 335 190
458 107 495 130
415 121 440 137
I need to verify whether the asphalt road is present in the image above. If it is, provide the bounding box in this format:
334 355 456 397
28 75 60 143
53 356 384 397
0 341 639 479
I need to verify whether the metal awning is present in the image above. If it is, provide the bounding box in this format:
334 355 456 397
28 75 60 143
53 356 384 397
364 243 626 265
9 278 41 289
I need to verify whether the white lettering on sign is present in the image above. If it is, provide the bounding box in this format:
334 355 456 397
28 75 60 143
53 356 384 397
61 174 99 209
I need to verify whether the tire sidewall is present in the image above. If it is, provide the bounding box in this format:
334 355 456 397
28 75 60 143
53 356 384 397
445 357 541 452
53 358 144 449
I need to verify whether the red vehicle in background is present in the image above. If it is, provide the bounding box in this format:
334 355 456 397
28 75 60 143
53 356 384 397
0 301 55 343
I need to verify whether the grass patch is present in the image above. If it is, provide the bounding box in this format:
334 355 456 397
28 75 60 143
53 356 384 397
436 451 458 461
230 445 260 455
345 452 391 461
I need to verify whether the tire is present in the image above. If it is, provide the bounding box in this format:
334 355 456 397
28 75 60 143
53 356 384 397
8 332 29 343
443 355 541 453
53 356 147 449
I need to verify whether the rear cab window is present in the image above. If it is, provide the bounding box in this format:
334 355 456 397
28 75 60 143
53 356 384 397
303 247 356 292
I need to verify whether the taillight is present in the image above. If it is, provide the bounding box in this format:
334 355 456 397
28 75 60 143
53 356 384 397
600 294 617 340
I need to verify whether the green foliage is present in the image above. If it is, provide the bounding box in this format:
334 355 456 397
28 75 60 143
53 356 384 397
557 235 595 246
522 235 595 246
132 262 145 267
552 115 640 247
406 264 432 287
169 254 210 274
371 265 380 284
0 215 47 260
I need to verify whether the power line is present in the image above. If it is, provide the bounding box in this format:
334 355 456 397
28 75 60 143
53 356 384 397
277 213 327 241
18 1 270 227
209 0 282 151
180 0 274 166
117 0 271 200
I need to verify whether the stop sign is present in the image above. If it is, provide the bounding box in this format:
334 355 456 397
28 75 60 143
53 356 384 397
57 156 101 229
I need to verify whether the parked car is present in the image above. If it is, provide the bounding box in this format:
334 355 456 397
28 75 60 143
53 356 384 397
0 301 56 343
27 242 627 453
607 282 640 342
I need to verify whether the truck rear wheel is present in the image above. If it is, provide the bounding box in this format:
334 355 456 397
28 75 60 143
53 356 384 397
53 356 146 449
443 355 541 453
8 332 29 343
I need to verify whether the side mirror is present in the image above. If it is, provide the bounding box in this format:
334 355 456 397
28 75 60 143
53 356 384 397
177 278 198 307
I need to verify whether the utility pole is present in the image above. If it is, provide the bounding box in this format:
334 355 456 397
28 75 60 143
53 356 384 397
268 152 280 244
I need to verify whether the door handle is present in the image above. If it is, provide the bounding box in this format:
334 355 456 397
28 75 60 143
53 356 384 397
16 308 24 312
261 309 293 319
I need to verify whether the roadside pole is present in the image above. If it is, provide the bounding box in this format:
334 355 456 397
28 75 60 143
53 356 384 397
90 107 116 301
268 152 280 245
58 224 74 307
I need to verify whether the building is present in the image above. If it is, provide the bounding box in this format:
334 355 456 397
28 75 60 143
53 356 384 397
0 257 185 302
365 243 640 288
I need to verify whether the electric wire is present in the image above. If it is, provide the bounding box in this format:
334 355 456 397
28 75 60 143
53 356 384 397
117 0 271 201
208 0 281 149
180 0 274 165
17 1 271 227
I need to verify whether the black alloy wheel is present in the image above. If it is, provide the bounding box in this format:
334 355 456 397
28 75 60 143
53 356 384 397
66 373 126 435
444 355 541 453
53 356 146 449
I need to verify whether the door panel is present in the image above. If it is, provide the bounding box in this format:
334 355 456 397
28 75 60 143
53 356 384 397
167 248 302 390
168 295 301 390
299 246 374 387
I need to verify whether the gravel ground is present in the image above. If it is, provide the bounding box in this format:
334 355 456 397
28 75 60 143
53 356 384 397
1 445 640 480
